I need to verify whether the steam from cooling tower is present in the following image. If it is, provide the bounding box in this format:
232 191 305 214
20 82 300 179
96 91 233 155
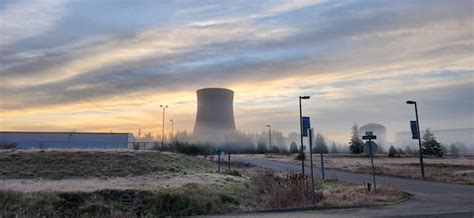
193 88 236 144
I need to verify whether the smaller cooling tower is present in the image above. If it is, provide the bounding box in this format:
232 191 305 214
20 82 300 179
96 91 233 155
193 88 236 144
360 123 387 148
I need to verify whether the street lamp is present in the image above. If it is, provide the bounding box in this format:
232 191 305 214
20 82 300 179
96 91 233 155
299 96 310 175
169 119 174 143
406 100 425 179
266 125 272 157
160 105 168 150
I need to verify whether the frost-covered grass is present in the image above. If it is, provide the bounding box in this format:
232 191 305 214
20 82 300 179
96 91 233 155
0 150 214 180
0 150 409 216
240 154 474 184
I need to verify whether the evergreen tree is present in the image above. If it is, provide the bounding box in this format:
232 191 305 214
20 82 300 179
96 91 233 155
289 141 299 154
256 138 268 154
388 145 398 157
405 145 413 155
449 143 459 156
349 123 364 154
314 132 329 153
397 148 404 155
330 141 338 154
422 128 443 157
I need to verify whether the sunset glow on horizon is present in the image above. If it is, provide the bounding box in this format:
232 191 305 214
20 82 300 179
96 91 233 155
1 0 473 143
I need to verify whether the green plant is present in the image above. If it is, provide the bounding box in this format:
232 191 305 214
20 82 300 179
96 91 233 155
422 128 443 157
295 152 306 160
289 141 299 154
223 169 241 177
349 124 364 154
388 145 398 157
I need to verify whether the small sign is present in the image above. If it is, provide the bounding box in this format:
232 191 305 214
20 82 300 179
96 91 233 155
364 141 378 156
362 135 377 140
302 117 310 137
410 121 419 139
366 131 373 136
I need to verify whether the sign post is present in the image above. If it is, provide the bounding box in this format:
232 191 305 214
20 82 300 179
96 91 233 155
410 119 425 179
362 131 377 193
308 128 316 206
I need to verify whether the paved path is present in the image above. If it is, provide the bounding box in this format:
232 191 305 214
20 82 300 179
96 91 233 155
231 157 474 217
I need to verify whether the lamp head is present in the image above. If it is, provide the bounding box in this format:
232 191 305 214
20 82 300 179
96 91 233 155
300 96 310 99
406 100 416 104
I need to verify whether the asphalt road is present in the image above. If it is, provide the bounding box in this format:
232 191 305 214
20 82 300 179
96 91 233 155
231 157 474 217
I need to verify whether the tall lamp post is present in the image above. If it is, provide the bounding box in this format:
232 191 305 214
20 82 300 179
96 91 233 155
160 105 168 150
299 96 310 175
266 125 272 157
406 100 425 180
169 119 174 143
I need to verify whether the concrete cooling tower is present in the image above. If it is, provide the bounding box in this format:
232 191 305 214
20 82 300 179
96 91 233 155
193 88 236 144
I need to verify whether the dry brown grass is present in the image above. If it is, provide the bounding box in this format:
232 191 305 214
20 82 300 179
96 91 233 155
0 150 409 216
239 154 474 184
320 179 410 207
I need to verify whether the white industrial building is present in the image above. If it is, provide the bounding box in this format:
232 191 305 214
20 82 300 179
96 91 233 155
0 131 134 149
359 123 387 148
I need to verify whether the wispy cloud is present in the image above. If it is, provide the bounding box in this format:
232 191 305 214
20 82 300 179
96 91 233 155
0 0 65 47
1 0 473 142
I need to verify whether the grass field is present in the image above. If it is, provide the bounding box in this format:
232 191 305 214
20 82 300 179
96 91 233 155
0 150 409 216
241 154 474 184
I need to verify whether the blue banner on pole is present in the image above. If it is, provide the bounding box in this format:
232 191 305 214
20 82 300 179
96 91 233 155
410 120 419 139
302 117 310 137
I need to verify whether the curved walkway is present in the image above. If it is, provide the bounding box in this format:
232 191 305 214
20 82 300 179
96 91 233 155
232 157 474 217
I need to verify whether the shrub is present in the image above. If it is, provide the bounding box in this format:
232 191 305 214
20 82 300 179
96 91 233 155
170 142 210 156
295 152 306 160
253 170 321 208
0 143 17 149
388 146 398 157
450 143 460 156
223 169 241 177
289 141 299 154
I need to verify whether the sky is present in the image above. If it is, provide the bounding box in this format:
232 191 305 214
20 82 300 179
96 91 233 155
1 0 473 143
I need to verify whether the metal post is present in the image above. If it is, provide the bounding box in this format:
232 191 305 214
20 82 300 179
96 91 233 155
308 128 315 206
414 103 425 180
160 105 168 150
369 138 376 193
267 125 272 157
218 150 221 173
226 136 230 170
299 97 305 175
170 119 174 143
320 147 325 180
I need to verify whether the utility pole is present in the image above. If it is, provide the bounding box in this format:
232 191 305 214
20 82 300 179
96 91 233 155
160 105 168 150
